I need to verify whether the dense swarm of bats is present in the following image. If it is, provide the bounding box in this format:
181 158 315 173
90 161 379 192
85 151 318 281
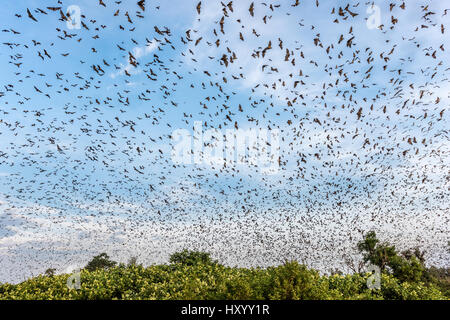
0 0 448 280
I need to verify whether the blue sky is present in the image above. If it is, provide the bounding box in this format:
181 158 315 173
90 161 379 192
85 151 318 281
0 0 449 283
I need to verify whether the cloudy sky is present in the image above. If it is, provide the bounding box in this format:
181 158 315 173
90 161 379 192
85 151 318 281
0 0 449 283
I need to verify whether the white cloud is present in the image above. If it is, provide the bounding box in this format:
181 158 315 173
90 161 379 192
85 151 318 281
110 40 159 79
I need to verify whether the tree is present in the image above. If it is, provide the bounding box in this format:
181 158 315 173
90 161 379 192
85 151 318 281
44 268 56 277
85 253 117 272
127 256 139 266
169 250 216 266
343 254 365 274
428 267 450 297
357 231 397 271
402 247 425 264
357 231 430 283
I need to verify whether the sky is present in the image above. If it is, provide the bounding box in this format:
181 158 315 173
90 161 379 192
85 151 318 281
0 0 449 283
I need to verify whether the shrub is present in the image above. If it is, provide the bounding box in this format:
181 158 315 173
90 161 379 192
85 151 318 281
0 249 447 300
0 263 448 300
85 253 117 272
169 249 216 266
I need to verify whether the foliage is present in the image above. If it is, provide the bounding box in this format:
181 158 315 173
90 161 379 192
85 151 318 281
357 231 434 283
0 262 447 300
1 237 447 300
44 268 56 277
428 267 450 297
127 256 140 267
357 231 397 271
84 253 117 272
169 249 216 266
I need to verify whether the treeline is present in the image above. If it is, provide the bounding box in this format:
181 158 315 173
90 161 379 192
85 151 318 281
0 231 448 300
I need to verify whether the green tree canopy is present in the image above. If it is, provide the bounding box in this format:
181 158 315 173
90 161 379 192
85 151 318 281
85 253 117 272
357 231 429 283
169 249 216 266
44 268 56 277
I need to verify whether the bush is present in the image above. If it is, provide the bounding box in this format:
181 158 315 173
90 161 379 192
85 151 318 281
267 261 326 299
0 263 447 300
85 253 117 272
169 249 216 266
357 231 434 284
0 249 448 300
